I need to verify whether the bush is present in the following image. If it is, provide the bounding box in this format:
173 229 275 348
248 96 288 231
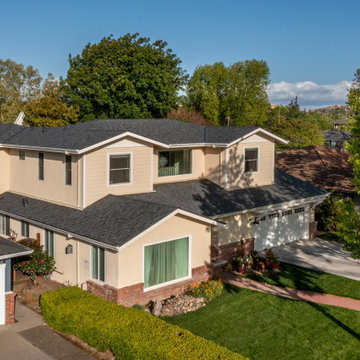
187 279 224 302
315 194 342 232
40 287 246 360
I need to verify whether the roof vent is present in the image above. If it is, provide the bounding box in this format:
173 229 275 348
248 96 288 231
22 198 29 207
42 126 47 134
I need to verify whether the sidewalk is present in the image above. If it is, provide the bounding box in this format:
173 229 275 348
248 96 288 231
0 302 96 360
221 271 360 312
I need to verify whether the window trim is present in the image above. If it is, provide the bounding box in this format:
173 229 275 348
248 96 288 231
157 149 193 178
142 235 192 292
43 229 55 259
21 221 29 238
90 245 106 284
107 152 132 187
19 150 25 160
65 155 72 186
244 146 260 174
0 215 10 236
38 152 44 180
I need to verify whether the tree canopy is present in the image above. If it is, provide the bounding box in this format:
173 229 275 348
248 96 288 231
186 60 270 126
0 59 42 123
60 34 187 121
24 74 79 127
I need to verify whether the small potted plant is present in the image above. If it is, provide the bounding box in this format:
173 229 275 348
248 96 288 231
265 248 280 270
237 258 245 274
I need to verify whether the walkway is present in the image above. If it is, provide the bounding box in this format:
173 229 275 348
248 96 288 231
272 238 360 281
221 272 360 312
0 302 96 360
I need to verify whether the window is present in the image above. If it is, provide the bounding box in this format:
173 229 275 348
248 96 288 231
44 230 54 257
0 215 10 236
65 155 72 185
268 212 279 219
295 207 305 214
144 237 189 289
21 221 29 237
109 154 130 185
244 148 258 173
92 246 105 282
158 150 192 177
282 209 293 216
38 153 44 180
19 150 25 160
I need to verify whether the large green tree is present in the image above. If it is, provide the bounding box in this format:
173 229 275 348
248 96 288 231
24 74 79 127
60 34 187 121
186 60 270 126
0 59 42 123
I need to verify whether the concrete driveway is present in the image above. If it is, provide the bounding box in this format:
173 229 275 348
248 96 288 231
272 238 360 281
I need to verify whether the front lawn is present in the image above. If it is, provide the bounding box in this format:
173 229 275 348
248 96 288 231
244 262 360 300
165 286 360 360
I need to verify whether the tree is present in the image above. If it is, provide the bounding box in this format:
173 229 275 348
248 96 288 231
167 106 212 126
24 74 79 127
60 34 187 121
0 59 42 123
186 60 270 126
287 96 300 119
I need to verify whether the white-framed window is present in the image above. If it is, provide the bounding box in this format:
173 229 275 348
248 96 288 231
244 147 258 173
44 230 54 257
108 153 131 185
144 236 190 290
65 155 72 186
21 221 29 237
19 150 25 160
158 150 192 177
38 153 44 180
295 207 305 214
91 245 105 282
0 215 10 236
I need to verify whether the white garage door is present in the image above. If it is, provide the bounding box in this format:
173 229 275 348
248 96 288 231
253 206 309 252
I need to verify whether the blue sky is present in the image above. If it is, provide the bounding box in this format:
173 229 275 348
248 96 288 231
1 0 358 108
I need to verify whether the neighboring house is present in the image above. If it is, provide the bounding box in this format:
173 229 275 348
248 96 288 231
333 119 349 129
0 119 326 307
276 145 360 211
323 130 352 149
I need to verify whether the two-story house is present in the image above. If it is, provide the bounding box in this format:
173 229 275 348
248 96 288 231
0 119 326 308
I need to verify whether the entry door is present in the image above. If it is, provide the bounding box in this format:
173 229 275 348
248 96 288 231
0 263 5 325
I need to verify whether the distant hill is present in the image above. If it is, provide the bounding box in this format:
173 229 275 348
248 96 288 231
307 105 351 119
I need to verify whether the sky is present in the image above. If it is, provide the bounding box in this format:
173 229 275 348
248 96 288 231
1 0 359 109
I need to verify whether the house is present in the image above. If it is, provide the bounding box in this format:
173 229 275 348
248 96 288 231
333 119 349 129
276 145 360 211
323 129 352 149
0 119 327 309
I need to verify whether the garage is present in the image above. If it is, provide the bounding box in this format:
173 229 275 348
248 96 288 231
252 205 310 252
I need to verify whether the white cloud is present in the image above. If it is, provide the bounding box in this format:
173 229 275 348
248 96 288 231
267 80 351 109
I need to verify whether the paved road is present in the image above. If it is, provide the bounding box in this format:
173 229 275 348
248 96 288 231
272 238 360 281
0 302 95 360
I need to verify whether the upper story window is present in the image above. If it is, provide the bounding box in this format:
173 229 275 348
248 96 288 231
19 150 25 160
65 155 72 186
244 148 258 173
21 221 29 237
158 150 192 177
0 215 10 236
38 153 44 180
109 154 131 185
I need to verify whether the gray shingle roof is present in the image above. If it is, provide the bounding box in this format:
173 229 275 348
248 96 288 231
0 236 33 259
323 130 352 142
0 119 259 151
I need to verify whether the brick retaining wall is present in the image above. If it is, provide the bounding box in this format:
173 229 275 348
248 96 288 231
211 238 254 261
5 292 16 325
87 265 211 307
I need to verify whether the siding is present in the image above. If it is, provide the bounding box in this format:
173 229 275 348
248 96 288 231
0 149 9 194
8 149 80 208
204 147 222 185
84 137 153 207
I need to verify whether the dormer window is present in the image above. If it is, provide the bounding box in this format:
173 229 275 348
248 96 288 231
109 154 131 185
244 148 258 173
158 150 192 177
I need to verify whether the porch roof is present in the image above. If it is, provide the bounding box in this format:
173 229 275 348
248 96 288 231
0 236 33 260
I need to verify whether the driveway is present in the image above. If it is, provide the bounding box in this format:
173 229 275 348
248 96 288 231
272 238 360 281
0 302 96 360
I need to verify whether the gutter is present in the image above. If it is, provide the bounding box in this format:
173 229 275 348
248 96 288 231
0 249 33 261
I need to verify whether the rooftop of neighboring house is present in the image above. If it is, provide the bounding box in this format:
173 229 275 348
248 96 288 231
333 119 349 126
0 169 326 250
323 129 352 143
0 119 287 153
276 145 354 192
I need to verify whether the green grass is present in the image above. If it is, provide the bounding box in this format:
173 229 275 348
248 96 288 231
165 286 360 360
243 262 360 300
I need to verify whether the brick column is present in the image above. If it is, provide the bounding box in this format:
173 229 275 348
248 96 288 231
5 292 16 325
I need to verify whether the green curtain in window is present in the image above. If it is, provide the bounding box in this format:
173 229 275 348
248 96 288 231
144 237 189 288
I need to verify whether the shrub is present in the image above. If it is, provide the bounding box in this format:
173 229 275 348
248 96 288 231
315 193 342 232
187 279 224 302
40 287 246 360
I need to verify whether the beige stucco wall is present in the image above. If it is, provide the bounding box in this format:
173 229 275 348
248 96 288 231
84 137 153 207
204 147 222 185
153 147 205 184
8 149 80 208
226 135 274 189
116 214 212 289
0 149 10 194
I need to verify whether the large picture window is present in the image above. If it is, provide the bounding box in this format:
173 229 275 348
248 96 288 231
158 150 192 177
144 237 189 289
244 148 258 173
92 245 105 282
44 230 54 257
109 154 131 185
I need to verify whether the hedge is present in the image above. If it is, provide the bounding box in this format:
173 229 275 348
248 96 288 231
40 287 247 360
